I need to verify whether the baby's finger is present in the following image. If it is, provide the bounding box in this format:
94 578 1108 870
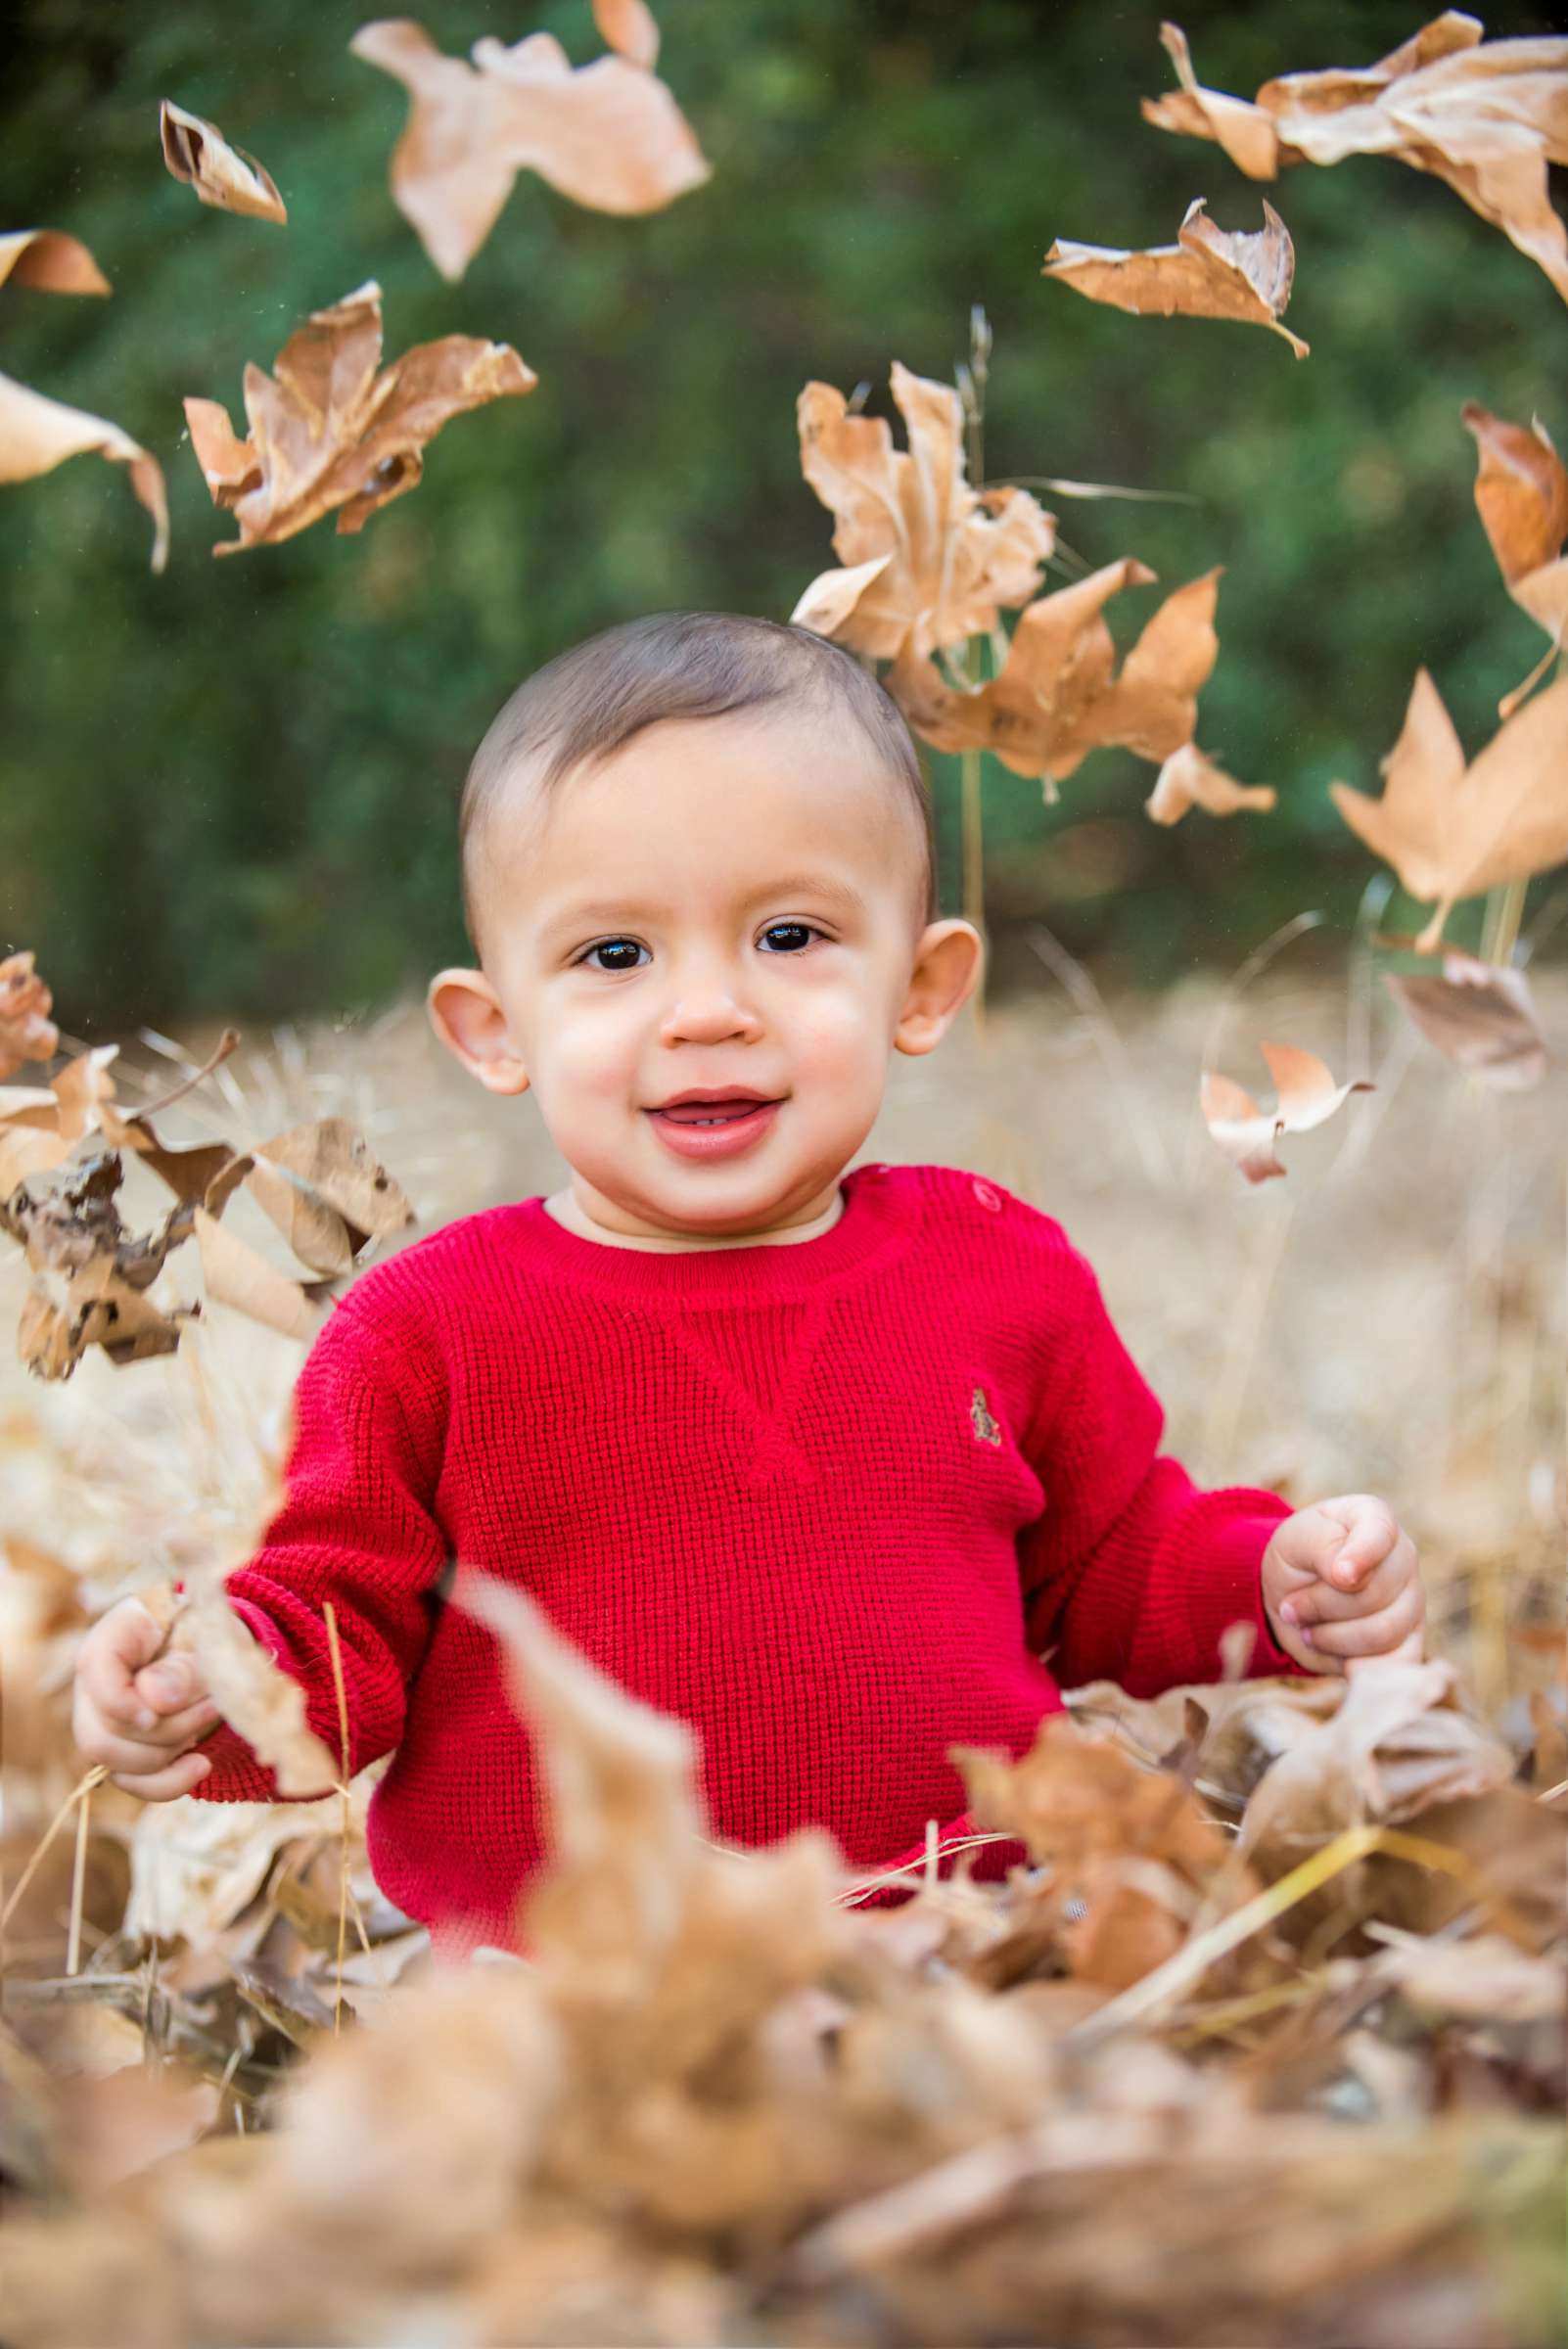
74 1718 209 1777
1318 1495 1402 1591
1280 1536 1418 1628
1299 1586 1425 1662
77 1603 174 1730
109 1750 213 1803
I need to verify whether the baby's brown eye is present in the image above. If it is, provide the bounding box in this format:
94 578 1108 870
760 923 817 952
579 939 646 972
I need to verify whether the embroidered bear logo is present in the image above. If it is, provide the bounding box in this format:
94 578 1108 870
970 1385 1002 1447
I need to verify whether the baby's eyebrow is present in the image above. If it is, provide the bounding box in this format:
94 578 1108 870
543 873 868 933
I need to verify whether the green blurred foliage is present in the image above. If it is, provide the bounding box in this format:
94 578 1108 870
1 0 1562 1027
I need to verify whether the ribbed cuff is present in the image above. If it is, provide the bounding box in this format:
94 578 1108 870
1133 1497 1320 1692
186 1597 293 1803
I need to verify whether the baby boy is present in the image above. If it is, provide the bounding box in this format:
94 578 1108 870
73 613 1426 1957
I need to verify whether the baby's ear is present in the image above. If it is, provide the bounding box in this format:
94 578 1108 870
427 968 530 1096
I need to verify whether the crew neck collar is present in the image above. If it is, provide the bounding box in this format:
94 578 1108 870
506 1163 909 1302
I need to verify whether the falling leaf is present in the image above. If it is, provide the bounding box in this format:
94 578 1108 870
1143 19 1568 305
160 99 288 224
183 279 536 553
1462 402 1568 663
888 560 1221 791
1329 668 1568 951
0 952 59 1081
0 369 168 573
0 231 167 572
593 0 660 70
1044 198 1310 357
1384 946 1549 1090
1145 742 1276 824
0 229 110 296
790 361 1057 662
247 1115 414 1270
1 1156 198 1377
1201 1040 1373 1182
349 18 710 283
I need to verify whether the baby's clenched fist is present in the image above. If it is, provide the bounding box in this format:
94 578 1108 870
71 1596 223 1801
1261 1494 1426 1678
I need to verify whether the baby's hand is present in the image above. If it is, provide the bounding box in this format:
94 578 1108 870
71 1596 224 1800
1261 1495 1426 1678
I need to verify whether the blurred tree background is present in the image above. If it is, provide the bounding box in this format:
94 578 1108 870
2 0 1562 1029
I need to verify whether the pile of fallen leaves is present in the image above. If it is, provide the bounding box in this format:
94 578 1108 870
0 981 1562 2346
1 1543 1562 2349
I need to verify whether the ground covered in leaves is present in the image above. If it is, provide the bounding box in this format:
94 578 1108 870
1 971 1563 2348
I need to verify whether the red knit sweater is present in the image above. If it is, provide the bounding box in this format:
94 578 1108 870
189 1162 1314 1955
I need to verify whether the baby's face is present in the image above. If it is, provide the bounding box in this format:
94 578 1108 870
430 703 982 1241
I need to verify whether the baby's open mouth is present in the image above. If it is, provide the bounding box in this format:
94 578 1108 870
650 1099 779 1126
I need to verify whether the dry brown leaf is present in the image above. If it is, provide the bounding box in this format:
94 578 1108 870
0 368 168 573
160 99 289 224
1201 1040 1374 1183
1145 741 1277 824
0 228 110 296
184 279 535 554
1330 667 1568 950
593 0 660 71
171 1583 340 1798
888 561 1221 792
790 361 1057 662
193 1206 324 1342
1044 197 1310 357
349 18 710 282
1384 946 1549 1089
0 951 59 1080
247 1114 414 1270
1462 401 1568 661
1144 18 1568 304
1235 1655 1520 1935
0 222 165 569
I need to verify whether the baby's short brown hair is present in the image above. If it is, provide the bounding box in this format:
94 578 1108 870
459 611 937 959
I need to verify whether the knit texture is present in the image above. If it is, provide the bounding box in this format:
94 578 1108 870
189 1162 1316 1956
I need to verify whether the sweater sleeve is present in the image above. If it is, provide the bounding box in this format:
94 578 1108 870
189 1292 450 1804
1016 1240 1319 1697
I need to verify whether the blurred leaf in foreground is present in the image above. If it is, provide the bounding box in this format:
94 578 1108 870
349 14 710 282
1201 1039 1373 1182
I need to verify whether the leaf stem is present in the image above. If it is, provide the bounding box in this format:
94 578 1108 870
1479 878 1528 969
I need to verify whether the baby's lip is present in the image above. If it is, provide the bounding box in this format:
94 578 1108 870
646 1088 783 1112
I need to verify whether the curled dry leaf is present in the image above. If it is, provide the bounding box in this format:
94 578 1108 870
1384 946 1548 1090
1143 17 1568 304
0 227 168 572
0 951 59 1080
888 560 1221 793
184 279 535 553
1145 741 1276 824
1330 668 1568 951
0 1026 412 1372
0 1154 198 1378
1462 402 1568 687
1044 197 1310 357
791 361 1056 662
349 18 710 282
1201 1039 1373 1183
170 1584 339 1800
0 371 168 574
0 229 110 296
160 99 288 224
593 0 660 71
